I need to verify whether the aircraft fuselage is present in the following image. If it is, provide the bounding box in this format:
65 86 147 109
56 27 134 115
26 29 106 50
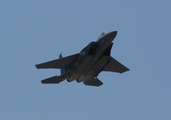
65 31 117 82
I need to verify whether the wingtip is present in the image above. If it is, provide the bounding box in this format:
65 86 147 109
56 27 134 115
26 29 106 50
127 67 130 71
35 64 39 69
125 68 130 72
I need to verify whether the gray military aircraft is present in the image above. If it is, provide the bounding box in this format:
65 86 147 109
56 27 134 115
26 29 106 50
35 31 129 86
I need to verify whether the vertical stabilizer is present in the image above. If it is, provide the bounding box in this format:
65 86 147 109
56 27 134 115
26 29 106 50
59 53 66 75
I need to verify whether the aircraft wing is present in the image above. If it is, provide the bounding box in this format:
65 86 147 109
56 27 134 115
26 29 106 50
102 57 129 73
36 53 79 69
84 78 103 87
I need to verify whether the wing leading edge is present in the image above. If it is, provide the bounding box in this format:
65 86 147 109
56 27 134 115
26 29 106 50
102 57 129 73
35 53 79 69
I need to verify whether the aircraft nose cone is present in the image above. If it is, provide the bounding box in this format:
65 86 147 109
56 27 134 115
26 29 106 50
111 30 117 35
109 31 117 39
106 31 117 41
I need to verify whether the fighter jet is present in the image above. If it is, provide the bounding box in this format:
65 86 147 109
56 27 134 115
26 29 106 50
35 31 129 86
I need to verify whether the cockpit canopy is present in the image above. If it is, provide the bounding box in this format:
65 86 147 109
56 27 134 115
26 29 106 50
98 32 106 39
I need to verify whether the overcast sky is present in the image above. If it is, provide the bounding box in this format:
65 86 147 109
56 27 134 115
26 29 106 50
0 0 171 120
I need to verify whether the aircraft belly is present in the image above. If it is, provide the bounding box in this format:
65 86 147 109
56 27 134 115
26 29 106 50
76 75 91 82
74 55 93 73
67 74 80 82
66 55 109 82
66 55 93 82
76 56 109 82
85 56 109 76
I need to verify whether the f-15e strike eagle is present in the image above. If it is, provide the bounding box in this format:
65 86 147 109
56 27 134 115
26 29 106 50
35 31 129 87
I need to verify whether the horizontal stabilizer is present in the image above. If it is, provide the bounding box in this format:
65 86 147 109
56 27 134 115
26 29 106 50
103 57 129 73
84 78 103 87
41 75 65 84
36 53 79 69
